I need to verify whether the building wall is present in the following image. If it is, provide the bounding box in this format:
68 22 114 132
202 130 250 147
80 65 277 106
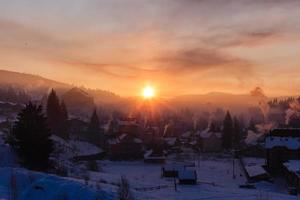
202 135 222 152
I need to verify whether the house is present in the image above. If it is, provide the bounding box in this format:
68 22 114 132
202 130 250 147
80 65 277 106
117 118 139 135
265 129 300 172
178 170 197 185
108 133 143 160
241 157 270 182
161 164 184 177
199 130 222 152
282 160 300 193
164 137 181 152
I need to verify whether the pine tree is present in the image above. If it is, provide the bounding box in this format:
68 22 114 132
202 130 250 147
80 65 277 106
47 89 61 134
11 102 53 170
60 101 69 139
89 109 100 133
233 117 241 149
222 111 233 149
46 89 69 139
88 109 104 146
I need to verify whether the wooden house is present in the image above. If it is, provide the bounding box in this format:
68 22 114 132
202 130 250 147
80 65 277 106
199 130 222 152
265 129 300 172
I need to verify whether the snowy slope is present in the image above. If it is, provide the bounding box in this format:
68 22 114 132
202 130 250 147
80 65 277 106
0 167 112 200
51 135 102 160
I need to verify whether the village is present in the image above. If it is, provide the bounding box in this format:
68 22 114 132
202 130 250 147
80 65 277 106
56 113 300 198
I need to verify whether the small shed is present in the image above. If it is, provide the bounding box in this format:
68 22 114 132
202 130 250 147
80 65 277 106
161 164 184 177
178 170 197 185
244 165 270 182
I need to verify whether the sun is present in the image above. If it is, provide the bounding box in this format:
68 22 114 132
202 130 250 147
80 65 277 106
142 86 155 99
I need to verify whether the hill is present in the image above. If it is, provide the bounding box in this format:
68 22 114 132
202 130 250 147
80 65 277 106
0 69 121 104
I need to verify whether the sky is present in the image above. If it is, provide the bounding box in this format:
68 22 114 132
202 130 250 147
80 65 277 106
0 0 300 97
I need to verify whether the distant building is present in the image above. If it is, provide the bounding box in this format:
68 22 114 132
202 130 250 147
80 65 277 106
266 129 300 172
108 133 143 160
199 130 222 152
161 164 184 178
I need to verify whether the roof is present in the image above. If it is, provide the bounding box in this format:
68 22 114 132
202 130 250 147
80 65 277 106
283 160 300 177
164 137 177 146
200 130 222 139
245 131 264 145
178 170 197 180
182 131 192 138
144 150 166 159
117 120 138 126
265 136 300 150
270 129 300 137
245 165 268 178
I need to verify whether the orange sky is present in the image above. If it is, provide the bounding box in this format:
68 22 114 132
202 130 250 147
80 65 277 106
1 0 300 97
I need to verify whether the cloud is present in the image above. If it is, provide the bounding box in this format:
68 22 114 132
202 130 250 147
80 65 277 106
155 48 252 75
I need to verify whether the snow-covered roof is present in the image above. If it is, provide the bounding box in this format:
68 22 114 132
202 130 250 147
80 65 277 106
200 130 222 139
283 160 300 177
108 138 118 145
134 138 143 144
117 120 138 126
164 137 177 146
245 165 267 178
118 133 127 140
182 131 192 138
178 170 197 180
245 131 264 145
144 149 166 159
265 136 300 150
51 135 102 160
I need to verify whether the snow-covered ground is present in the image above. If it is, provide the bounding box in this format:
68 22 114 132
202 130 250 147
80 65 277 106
0 131 298 200
86 154 300 200
0 167 112 200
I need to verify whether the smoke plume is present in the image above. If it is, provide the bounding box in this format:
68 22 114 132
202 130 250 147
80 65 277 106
250 87 270 123
285 100 300 125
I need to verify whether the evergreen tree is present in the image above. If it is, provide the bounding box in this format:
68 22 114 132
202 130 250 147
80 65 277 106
88 109 100 133
60 101 69 139
222 111 233 149
233 117 241 148
11 102 53 170
88 109 104 146
46 89 69 139
60 101 68 122
47 89 61 134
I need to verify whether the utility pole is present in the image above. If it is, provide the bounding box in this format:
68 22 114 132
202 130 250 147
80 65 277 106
173 168 177 191
232 150 236 179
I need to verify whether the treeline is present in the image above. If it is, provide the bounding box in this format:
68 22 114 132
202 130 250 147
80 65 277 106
268 96 300 109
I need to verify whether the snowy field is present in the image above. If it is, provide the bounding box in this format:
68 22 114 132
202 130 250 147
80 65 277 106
88 153 300 200
0 131 299 200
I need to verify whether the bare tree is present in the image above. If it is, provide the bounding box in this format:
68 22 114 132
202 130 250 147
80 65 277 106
118 176 134 200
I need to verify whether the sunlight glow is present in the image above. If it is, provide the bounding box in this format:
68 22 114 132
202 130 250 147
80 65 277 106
142 86 155 99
